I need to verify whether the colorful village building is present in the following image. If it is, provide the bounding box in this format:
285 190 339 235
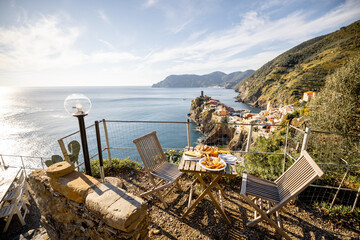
303 91 317 102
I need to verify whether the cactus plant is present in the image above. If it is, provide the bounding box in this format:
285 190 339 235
68 140 80 164
45 140 81 167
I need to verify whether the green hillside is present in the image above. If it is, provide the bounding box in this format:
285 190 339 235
235 20 360 108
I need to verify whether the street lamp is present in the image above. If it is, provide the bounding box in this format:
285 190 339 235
64 94 92 176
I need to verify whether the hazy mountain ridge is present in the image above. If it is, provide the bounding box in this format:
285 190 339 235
234 20 360 108
152 70 254 88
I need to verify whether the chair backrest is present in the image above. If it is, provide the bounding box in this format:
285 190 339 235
133 131 167 172
16 170 26 186
275 150 324 203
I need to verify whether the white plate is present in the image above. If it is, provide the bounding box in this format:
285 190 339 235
199 157 226 171
183 155 201 161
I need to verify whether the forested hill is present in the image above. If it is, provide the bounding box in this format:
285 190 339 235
152 70 254 88
234 20 360 108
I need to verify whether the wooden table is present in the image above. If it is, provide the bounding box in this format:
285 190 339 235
178 151 238 224
0 167 21 204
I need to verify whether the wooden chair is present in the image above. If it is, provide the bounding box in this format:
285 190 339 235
240 150 324 240
3 170 29 202
0 170 29 232
133 131 183 208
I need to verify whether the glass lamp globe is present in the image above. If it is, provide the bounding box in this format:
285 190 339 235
64 94 92 116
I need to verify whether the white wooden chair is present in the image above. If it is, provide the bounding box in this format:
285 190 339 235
3 170 29 202
0 170 29 232
133 131 183 208
240 151 324 240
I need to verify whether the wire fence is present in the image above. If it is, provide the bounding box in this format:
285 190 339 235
4 119 359 211
57 120 360 210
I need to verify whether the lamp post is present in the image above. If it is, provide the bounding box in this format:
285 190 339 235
64 94 92 176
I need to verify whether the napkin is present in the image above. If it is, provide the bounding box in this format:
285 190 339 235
219 154 237 164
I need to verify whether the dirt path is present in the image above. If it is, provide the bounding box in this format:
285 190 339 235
1 170 359 239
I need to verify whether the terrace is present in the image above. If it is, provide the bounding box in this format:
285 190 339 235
1 120 359 239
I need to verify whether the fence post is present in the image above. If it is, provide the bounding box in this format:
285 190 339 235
102 119 112 167
246 124 253 153
282 124 290 173
58 139 71 162
330 158 349 208
40 157 45 169
95 121 105 182
20 156 27 177
186 119 191 148
352 185 360 212
301 127 311 153
0 154 6 169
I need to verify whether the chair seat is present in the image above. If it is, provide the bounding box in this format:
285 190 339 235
133 131 184 208
152 162 183 182
240 151 324 240
245 174 280 203
0 204 14 218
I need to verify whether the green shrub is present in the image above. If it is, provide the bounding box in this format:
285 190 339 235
314 202 360 219
164 149 183 164
90 157 140 178
244 131 288 180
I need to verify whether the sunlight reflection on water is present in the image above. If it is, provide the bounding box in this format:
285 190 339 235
0 86 260 169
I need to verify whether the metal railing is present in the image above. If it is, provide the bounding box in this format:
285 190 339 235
0 153 48 177
3 118 359 211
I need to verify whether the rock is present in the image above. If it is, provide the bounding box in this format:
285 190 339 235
49 171 101 203
104 177 126 189
152 229 160 235
85 182 147 232
29 168 149 240
46 161 75 178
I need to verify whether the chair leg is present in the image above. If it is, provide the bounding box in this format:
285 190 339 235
157 191 168 208
241 194 291 240
276 210 282 228
16 208 25 225
3 213 13 232
149 175 168 208
176 179 182 191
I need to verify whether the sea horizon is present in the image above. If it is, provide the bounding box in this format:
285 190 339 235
0 86 260 169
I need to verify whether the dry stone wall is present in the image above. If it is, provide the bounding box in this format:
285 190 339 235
28 163 149 240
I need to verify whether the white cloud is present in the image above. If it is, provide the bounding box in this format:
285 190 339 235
170 19 192 34
1 0 360 86
0 16 139 72
143 0 159 8
144 0 360 73
98 10 110 24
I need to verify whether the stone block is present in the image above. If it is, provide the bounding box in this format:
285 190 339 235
46 161 75 178
49 171 101 203
85 182 147 232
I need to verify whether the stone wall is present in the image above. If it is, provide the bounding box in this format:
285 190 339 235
28 164 149 240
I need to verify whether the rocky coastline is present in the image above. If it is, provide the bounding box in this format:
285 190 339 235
188 93 249 151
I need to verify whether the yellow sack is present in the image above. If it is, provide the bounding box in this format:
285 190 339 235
218 148 230 154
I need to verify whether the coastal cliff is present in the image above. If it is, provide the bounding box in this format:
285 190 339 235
189 94 248 150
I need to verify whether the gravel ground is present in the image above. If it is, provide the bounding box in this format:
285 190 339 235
1 170 359 240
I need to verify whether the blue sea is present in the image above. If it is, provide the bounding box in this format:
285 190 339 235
0 86 260 168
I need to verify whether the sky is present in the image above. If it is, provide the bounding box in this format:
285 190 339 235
0 0 359 86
